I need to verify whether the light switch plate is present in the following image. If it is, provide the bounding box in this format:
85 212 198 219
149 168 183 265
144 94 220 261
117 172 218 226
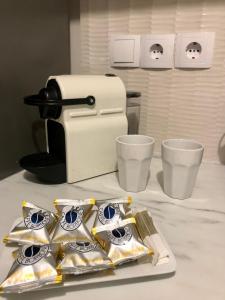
175 32 215 68
110 35 140 67
140 34 175 69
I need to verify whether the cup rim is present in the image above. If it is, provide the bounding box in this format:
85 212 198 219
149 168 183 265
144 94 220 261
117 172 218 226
162 138 204 152
116 135 155 146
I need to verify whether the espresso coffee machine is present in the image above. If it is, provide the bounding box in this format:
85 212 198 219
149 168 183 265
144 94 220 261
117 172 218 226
20 74 128 183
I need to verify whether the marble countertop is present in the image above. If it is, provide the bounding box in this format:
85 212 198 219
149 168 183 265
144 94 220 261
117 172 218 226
0 158 224 300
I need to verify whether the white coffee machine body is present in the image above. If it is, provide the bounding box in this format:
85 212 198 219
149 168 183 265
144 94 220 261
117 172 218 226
46 75 128 183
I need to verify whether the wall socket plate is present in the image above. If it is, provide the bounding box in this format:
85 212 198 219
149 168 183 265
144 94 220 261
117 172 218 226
175 32 215 68
110 35 140 67
140 34 175 69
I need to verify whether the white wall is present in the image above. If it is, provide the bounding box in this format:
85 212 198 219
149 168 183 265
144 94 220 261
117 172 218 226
70 0 225 163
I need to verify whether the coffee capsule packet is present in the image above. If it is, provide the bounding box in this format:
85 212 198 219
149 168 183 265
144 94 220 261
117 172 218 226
92 218 153 266
3 202 57 246
57 240 113 275
51 199 95 244
0 244 62 293
94 197 132 227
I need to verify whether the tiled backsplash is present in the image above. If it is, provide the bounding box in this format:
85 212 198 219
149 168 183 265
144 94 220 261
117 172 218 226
79 0 225 163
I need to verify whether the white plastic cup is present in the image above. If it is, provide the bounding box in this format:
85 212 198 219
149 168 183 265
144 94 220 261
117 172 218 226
116 135 155 192
161 139 204 200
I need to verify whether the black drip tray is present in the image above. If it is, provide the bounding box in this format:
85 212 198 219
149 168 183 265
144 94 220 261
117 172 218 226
20 152 66 184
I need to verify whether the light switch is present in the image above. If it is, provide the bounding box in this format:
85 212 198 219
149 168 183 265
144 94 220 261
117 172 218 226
110 35 140 67
175 32 215 68
140 34 175 69
113 39 135 63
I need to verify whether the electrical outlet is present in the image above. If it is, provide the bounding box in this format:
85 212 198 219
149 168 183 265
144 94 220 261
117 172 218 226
110 35 140 67
140 34 175 69
175 32 215 68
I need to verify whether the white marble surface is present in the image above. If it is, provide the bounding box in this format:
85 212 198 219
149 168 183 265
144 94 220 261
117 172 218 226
0 158 225 300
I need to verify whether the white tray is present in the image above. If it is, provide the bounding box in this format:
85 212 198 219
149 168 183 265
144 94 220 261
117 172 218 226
0 216 176 292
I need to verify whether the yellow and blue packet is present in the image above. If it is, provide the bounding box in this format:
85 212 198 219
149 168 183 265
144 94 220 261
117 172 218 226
0 244 62 294
57 240 113 275
3 201 57 246
94 196 132 227
92 217 153 266
51 198 95 244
